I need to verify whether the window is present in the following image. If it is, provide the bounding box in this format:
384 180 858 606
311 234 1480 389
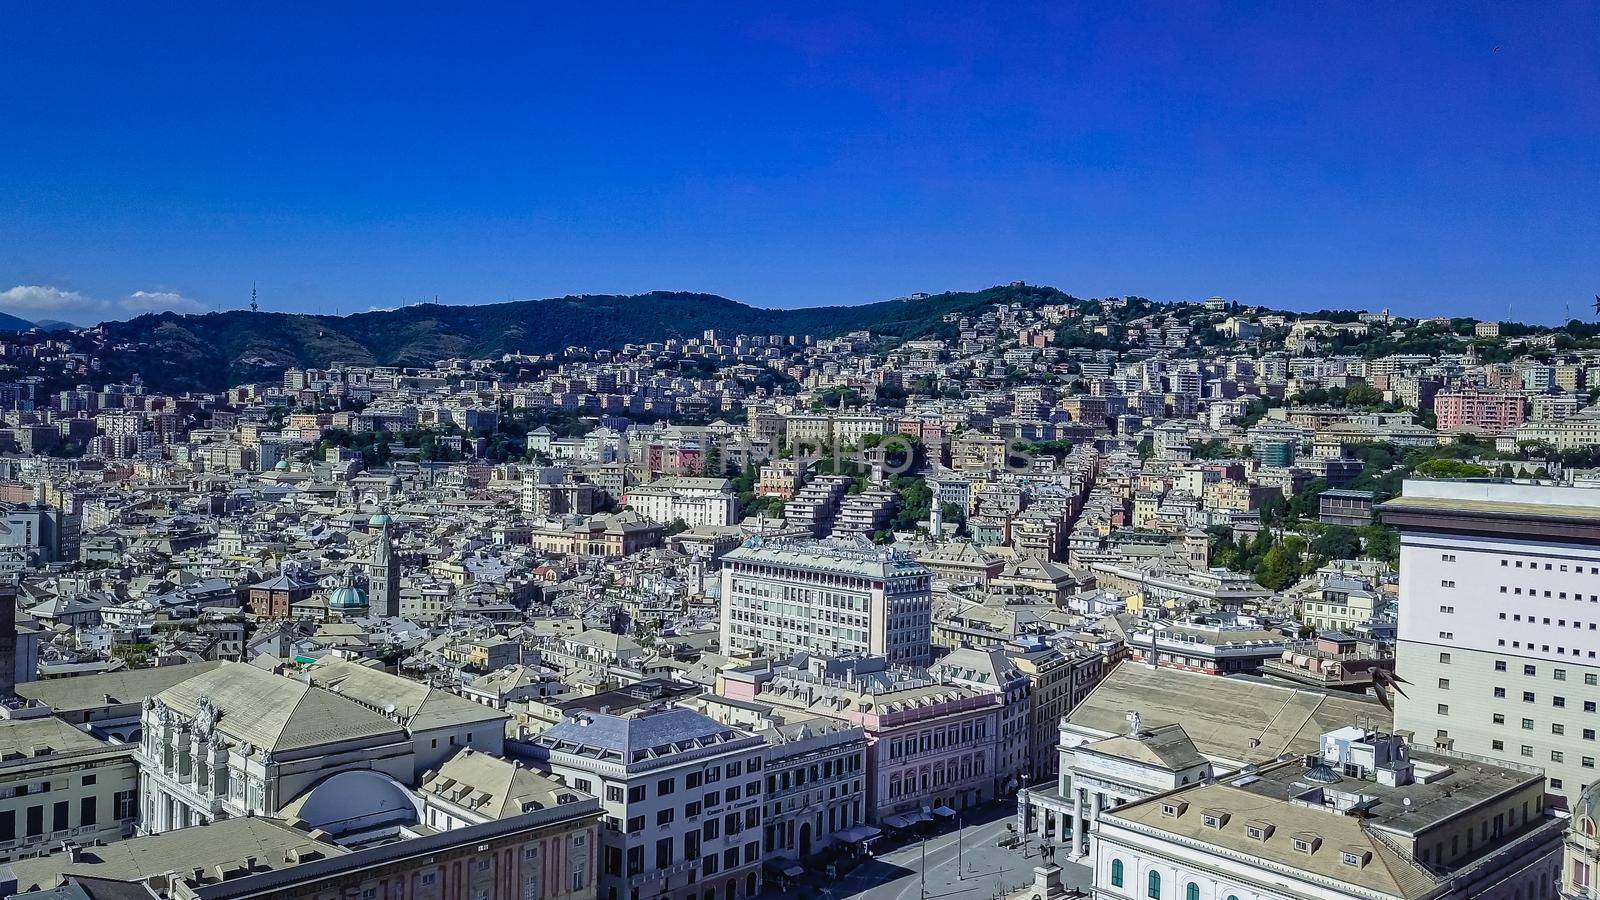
607 785 624 803
1556 724 1568 735
1496 661 1508 672
1526 665 1538 676
1524 719 1535 730
1439 652 1452 664
1186 884 1199 900
1492 740 1505 751
658 778 676 796
1147 871 1162 900
1525 692 1537 703
79 796 96 827
1111 860 1124 888
114 790 136 820
1438 678 1450 690
1437 704 1449 716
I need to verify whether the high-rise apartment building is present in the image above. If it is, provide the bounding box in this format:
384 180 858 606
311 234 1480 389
719 538 933 666
1433 389 1528 433
1382 479 1600 803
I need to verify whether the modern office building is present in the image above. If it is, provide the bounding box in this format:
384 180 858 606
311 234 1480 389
1380 478 1600 804
719 537 933 666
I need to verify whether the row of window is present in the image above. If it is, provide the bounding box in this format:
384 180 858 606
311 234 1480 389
1499 558 1600 575
1498 586 1600 602
0 790 136 842
1107 863 1236 900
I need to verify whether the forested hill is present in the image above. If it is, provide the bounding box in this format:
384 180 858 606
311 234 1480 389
95 284 1077 391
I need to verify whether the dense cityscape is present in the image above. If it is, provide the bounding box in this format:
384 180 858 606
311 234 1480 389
0 291 1597 900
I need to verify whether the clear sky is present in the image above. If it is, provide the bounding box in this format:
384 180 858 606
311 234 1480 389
1 2 1595 325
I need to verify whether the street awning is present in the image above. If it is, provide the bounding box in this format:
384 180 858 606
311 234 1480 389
932 805 958 818
882 814 915 829
835 825 882 843
764 860 805 878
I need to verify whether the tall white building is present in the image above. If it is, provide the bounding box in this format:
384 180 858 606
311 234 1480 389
719 537 933 666
1381 478 1600 804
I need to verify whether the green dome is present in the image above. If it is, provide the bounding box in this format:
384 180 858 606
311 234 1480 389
369 512 394 527
328 584 369 610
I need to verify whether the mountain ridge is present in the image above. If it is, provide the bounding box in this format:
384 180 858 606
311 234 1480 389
95 284 1077 392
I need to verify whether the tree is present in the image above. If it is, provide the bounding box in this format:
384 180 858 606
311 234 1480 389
1414 459 1490 479
1311 526 1361 561
1255 542 1302 590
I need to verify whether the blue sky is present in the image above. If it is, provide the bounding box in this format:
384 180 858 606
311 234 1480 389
1 2 1596 325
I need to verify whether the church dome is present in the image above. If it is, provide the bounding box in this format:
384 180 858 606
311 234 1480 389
369 512 394 527
328 583 369 610
274 459 291 471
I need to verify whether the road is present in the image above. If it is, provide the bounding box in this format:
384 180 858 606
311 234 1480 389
778 806 1093 900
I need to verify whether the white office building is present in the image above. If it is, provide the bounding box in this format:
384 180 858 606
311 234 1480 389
1381 478 1600 804
719 537 933 666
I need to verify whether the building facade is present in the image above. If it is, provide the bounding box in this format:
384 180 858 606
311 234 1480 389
533 707 767 900
720 537 934 667
1381 479 1600 805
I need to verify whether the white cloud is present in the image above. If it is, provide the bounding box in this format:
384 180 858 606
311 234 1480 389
123 290 207 315
0 284 208 325
0 285 92 316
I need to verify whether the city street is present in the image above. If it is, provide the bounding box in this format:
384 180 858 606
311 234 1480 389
775 805 1093 900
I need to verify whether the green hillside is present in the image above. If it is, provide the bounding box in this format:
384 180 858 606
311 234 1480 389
98 284 1075 392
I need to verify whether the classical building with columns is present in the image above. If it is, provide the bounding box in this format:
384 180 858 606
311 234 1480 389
1018 713 1210 861
1015 661 1390 860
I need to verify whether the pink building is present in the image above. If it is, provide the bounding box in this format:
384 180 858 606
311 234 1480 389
718 657 1006 825
1433 389 1527 434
